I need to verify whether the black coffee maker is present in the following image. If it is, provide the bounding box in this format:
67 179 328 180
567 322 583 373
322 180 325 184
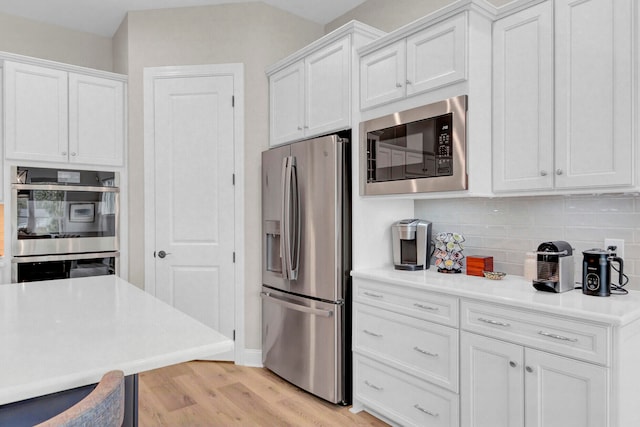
582 248 625 296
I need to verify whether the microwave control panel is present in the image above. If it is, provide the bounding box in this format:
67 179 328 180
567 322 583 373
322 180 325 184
435 114 453 176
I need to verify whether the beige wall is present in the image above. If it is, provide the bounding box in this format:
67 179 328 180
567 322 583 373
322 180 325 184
0 12 113 71
326 0 512 33
121 2 323 350
112 15 129 75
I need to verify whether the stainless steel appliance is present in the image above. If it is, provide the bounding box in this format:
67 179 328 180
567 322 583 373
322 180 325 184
582 247 627 296
532 241 575 293
391 219 432 270
11 166 120 282
261 133 351 405
360 95 467 195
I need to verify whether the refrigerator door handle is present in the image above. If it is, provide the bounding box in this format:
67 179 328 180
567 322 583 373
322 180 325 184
280 156 299 280
261 292 333 317
280 157 291 279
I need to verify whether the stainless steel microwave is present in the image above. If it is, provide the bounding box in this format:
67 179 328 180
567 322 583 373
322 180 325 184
360 95 467 195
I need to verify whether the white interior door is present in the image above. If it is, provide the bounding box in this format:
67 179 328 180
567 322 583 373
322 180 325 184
148 70 236 360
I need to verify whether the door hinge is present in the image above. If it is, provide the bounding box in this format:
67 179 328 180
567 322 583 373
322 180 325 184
232 95 235 107
232 173 235 185
233 252 236 263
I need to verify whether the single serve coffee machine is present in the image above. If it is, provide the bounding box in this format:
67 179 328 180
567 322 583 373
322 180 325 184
392 219 432 270
532 241 575 293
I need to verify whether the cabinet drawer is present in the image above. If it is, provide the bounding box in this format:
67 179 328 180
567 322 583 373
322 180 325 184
354 303 458 392
461 300 610 365
353 278 458 327
355 354 459 427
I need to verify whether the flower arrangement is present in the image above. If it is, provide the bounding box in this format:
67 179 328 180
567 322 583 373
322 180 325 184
434 232 465 273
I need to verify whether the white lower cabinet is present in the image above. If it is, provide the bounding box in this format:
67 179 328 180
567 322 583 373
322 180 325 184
352 278 460 426
461 332 608 427
355 354 459 427
351 273 640 426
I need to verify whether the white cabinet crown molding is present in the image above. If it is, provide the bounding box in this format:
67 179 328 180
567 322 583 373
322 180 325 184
265 20 385 76
0 50 127 82
357 0 497 57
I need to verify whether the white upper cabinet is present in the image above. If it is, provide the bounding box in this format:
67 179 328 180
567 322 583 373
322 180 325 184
493 0 635 193
360 13 467 110
270 38 349 146
268 22 384 147
359 42 405 109
405 13 467 97
492 1 554 192
4 61 69 163
305 37 351 138
270 61 306 145
554 0 634 189
4 60 125 167
68 73 125 166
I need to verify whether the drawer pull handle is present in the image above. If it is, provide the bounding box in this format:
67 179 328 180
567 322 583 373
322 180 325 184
364 291 384 298
414 346 438 357
478 317 511 327
364 380 383 391
414 404 438 417
414 303 439 311
538 331 578 342
363 329 383 338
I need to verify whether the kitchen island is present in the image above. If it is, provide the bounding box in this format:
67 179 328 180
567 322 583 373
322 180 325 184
0 275 233 426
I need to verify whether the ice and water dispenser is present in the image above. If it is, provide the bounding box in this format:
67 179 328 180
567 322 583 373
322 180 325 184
392 219 432 270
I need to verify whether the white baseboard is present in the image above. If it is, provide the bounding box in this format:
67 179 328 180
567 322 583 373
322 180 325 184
239 349 263 367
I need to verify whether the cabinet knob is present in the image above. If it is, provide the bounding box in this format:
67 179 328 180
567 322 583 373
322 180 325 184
396 82 402 88
556 169 563 175
297 126 302 131
525 366 534 373
406 79 412 85
70 152 77 156
509 361 517 368
304 125 309 129
540 170 547 176
61 151 67 156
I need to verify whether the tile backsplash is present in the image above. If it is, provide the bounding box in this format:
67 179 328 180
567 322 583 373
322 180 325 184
414 194 640 291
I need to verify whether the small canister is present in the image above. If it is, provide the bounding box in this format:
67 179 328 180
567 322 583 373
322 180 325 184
524 252 537 281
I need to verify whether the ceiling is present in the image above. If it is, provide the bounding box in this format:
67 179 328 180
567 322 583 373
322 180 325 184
0 0 367 37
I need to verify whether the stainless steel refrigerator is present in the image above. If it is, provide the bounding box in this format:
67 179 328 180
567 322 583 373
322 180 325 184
261 133 351 405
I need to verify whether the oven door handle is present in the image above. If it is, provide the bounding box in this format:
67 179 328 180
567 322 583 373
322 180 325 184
12 183 119 193
12 251 120 263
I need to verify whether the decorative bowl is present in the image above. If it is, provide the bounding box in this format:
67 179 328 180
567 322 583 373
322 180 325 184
483 271 506 280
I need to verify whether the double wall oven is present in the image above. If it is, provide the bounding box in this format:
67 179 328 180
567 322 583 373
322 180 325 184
11 166 120 283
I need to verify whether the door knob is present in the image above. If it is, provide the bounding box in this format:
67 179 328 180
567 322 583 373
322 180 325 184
157 250 171 259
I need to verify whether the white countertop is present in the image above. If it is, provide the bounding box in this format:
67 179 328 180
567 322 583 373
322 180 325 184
352 268 640 326
0 275 234 406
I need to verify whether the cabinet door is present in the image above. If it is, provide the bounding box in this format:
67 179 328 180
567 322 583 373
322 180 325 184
555 0 634 188
492 1 554 192
360 41 406 109
524 348 608 427
406 13 467 96
69 73 125 166
460 333 524 427
269 62 304 146
4 61 68 162
305 37 351 138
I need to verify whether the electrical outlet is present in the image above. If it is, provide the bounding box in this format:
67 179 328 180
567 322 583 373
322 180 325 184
604 238 624 259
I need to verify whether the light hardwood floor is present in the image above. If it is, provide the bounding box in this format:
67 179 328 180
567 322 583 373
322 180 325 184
138 361 389 426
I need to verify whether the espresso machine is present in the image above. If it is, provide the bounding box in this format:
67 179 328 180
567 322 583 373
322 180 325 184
532 241 575 293
392 219 432 270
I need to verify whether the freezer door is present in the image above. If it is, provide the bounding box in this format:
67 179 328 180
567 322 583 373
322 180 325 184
261 287 345 404
290 135 347 302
